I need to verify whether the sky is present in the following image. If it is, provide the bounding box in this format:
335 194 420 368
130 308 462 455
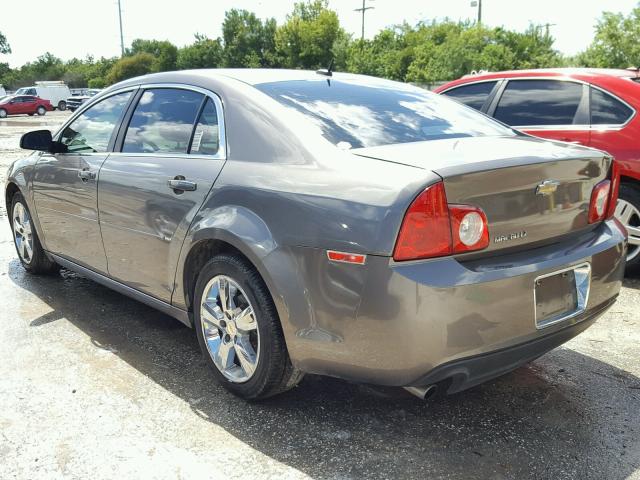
1 0 639 68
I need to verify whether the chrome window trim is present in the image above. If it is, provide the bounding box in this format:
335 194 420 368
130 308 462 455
534 262 591 330
119 82 227 160
451 75 637 130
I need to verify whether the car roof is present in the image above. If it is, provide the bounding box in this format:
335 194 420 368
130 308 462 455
470 68 638 78
112 68 412 91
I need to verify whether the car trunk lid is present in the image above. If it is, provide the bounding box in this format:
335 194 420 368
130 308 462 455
352 136 611 253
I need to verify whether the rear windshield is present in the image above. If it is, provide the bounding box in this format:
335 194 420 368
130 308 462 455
255 77 515 149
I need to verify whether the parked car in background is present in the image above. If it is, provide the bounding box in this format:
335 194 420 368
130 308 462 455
0 95 53 117
0 85 6 97
436 68 640 266
66 89 102 112
6 70 626 401
14 81 71 111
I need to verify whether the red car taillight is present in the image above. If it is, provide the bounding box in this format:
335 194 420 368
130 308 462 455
393 182 489 261
605 159 620 220
588 180 611 224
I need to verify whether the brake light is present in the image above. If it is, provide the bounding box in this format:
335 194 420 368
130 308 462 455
393 182 489 261
588 180 611 224
606 159 620 219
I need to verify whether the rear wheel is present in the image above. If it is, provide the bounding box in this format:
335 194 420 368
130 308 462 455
57 100 66 111
616 184 640 267
0 108 6 118
10 193 59 274
194 253 303 400
36 106 46 116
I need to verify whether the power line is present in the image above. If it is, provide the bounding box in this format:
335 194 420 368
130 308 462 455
354 0 375 42
117 0 125 56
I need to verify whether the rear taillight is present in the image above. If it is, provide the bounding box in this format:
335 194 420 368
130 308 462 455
605 159 620 219
588 180 611 224
393 182 489 261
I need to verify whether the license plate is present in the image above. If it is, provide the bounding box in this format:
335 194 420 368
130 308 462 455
534 263 591 329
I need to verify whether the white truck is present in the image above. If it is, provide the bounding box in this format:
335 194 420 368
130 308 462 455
0 85 6 98
15 81 72 110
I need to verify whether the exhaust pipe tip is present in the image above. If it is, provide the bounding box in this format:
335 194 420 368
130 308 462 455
404 384 438 401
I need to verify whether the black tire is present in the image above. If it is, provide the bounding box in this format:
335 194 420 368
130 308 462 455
10 193 59 275
194 253 303 400
57 100 66 111
36 106 46 116
0 108 6 118
618 183 640 268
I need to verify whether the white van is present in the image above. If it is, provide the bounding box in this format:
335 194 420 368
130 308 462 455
15 81 72 110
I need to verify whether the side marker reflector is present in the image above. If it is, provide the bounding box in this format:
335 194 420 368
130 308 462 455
327 250 367 265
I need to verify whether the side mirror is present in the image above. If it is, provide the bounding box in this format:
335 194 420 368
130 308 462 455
20 129 53 152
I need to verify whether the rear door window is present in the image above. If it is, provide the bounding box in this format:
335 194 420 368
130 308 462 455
494 79 583 127
123 88 204 154
590 87 634 125
190 98 220 156
442 81 497 111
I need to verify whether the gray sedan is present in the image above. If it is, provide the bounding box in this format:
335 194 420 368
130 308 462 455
5 69 627 400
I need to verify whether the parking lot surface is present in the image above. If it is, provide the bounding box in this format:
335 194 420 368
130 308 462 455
0 111 639 479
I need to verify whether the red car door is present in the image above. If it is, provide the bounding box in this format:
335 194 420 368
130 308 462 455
490 79 592 146
21 96 38 115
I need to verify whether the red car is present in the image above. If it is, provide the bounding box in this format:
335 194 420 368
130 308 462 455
0 95 53 118
436 68 640 266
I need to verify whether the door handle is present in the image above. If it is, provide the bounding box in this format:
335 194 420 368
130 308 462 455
168 177 197 192
78 169 96 181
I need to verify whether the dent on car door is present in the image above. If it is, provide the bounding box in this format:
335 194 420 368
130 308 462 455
32 90 135 273
491 79 591 146
98 87 225 302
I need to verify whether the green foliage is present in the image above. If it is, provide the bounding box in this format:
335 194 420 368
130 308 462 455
106 52 155 84
0 31 10 55
222 10 278 67
177 34 224 69
575 5 640 68
275 0 347 69
128 39 178 72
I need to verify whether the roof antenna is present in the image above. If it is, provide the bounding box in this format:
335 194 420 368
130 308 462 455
316 59 334 77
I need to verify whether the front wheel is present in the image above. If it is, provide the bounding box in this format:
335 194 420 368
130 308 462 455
57 100 66 111
36 106 46 116
10 193 59 274
194 253 303 400
0 108 7 118
616 184 640 267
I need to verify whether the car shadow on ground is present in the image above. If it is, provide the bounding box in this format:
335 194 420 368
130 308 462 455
9 260 640 479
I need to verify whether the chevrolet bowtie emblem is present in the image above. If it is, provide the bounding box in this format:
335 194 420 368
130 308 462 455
536 179 560 196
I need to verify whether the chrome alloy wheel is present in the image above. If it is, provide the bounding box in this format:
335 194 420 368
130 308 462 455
200 275 260 383
12 202 34 264
615 199 640 262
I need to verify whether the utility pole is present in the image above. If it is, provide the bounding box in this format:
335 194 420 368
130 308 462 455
543 22 556 38
117 0 125 56
354 0 375 42
470 0 482 24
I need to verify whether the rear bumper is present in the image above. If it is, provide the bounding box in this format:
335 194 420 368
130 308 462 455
410 297 614 394
284 219 626 387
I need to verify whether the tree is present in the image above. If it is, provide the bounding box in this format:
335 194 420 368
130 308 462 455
275 0 347 69
177 34 224 69
106 52 155 84
575 5 640 68
221 9 277 67
0 31 10 54
128 39 178 72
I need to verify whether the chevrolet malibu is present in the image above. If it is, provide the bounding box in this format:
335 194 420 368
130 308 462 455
5 69 627 400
